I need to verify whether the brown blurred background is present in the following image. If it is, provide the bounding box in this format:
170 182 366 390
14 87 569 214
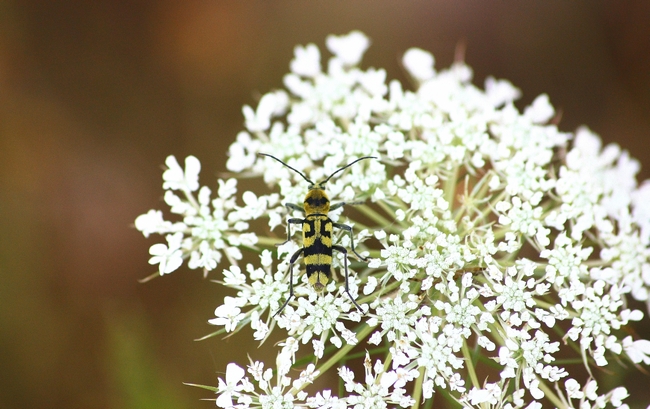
1 1 649 408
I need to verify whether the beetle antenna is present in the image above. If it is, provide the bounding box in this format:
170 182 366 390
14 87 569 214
321 156 376 185
257 153 314 185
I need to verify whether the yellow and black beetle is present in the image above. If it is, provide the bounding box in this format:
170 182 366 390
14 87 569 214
258 153 375 317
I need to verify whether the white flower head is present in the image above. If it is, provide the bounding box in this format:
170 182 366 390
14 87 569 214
291 43 321 77
148 232 183 275
623 336 650 365
216 363 246 408
135 209 171 238
523 94 555 124
485 76 521 107
162 155 200 192
138 31 650 409
402 47 435 82
326 30 370 67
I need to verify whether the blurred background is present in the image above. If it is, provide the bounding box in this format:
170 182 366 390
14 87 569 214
1 1 649 408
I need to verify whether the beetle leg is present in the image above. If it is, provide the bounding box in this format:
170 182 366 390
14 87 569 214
329 200 364 212
274 247 304 317
276 218 304 247
285 202 304 213
333 222 367 261
333 245 365 314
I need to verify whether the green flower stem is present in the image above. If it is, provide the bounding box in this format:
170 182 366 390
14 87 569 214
289 323 375 396
553 358 585 365
461 341 480 389
382 350 393 374
375 196 404 215
255 236 284 247
470 169 496 200
182 188 200 209
583 259 612 268
453 172 490 226
537 379 566 409
358 276 401 305
444 164 460 209
411 366 427 408
356 202 401 233
478 187 507 224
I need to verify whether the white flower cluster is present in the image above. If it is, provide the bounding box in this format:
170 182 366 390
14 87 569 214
135 156 265 277
136 31 650 408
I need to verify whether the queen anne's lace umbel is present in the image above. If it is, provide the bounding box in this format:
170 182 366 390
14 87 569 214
136 31 650 408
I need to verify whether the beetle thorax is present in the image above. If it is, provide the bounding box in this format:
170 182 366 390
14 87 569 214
303 185 330 215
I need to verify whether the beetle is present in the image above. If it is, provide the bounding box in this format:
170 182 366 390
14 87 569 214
257 153 375 317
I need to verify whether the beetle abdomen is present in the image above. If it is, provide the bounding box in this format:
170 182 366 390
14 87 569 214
303 215 333 291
